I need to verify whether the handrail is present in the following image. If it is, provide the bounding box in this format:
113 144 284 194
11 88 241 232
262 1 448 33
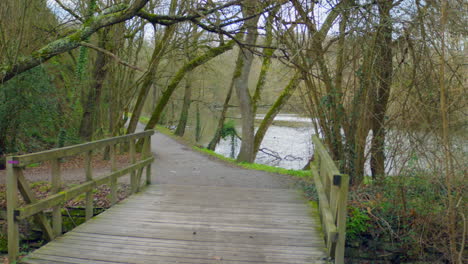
6 130 154 261
311 135 349 264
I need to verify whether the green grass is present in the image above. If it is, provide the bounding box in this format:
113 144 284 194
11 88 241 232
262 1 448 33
154 125 174 136
137 115 174 137
194 146 311 178
139 116 150 124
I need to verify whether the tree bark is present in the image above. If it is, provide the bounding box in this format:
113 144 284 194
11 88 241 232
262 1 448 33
370 0 393 179
207 74 235 150
174 73 192 136
252 7 277 114
79 30 109 140
234 0 260 163
0 0 150 83
126 0 178 134
253 72 301 157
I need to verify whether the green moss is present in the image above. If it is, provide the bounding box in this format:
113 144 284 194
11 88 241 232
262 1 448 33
26 163 40 168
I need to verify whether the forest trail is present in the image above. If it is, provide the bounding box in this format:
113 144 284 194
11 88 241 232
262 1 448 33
20 131 327 263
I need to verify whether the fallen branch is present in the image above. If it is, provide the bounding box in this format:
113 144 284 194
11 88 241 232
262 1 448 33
259 148 281 160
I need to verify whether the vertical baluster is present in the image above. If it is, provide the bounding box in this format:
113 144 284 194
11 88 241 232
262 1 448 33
85 150 93 220
6 157 19 262
51 158 62 237
110 144 117 205
130 139 137 193
145 135 152 185
335 173 349 264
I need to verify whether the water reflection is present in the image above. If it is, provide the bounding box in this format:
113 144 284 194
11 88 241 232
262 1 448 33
213 114 314 170
181 110 466 174
215 125 313 170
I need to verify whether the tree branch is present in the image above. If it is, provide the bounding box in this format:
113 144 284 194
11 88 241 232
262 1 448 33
80 42 145 72
0 0 150 83
54 0 83 22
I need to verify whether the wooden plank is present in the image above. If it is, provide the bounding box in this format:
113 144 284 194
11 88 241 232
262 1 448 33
334 173 349 264
146 163 151 185
311 165 338 244
12 130 154 167
51 158 62 237
16 171 55 241
15 158 154 219
109 144 117 206
144 136 152 185
130 139 137 194
32 241 326 262
6 157 19 262
22 254 122 264
54 232 321 254
85 151 93 221
22 184 327 263
135 167 144 192
312 134 350 263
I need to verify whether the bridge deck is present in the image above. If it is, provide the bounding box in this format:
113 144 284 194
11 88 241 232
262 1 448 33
21 184 326 263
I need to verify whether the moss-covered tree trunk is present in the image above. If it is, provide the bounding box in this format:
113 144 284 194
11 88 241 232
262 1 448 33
370 0 393 179
233 0 260 163
253 72 301 157
175 25 200 137
0 1 150 83
252 7 277 115
79 29 110 140
144 40 235 130
126 0 178 134
207 75 235 150
174 73 192 136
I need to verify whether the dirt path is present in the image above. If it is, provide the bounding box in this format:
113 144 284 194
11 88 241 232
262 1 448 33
150 131 296 189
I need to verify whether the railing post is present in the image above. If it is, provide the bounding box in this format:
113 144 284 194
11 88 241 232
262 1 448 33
109 144 117 205
6 157 19 262
144 135 152 185
335 174 349 264
51 158 62 237
85 150 93 220
130 139 137 193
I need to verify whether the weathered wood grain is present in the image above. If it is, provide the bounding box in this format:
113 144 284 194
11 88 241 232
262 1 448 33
21 184 327 264
12 130 154 167
15 157 154 220
311 135 349 264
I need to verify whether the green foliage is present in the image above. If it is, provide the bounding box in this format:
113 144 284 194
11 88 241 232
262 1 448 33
0 233 7 253
0 66 60 155
347 171 463 261
220 119 237 139
346 206 371 241
57 128 67 148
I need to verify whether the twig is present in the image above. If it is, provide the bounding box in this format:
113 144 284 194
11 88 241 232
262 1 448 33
259 148 281 160
80 42 145 72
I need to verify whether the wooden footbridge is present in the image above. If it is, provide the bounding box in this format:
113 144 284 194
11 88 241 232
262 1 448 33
6 131 348 264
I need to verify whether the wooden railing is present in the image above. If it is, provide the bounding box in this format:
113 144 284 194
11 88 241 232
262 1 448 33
311 135 349 264
6 130 154 261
